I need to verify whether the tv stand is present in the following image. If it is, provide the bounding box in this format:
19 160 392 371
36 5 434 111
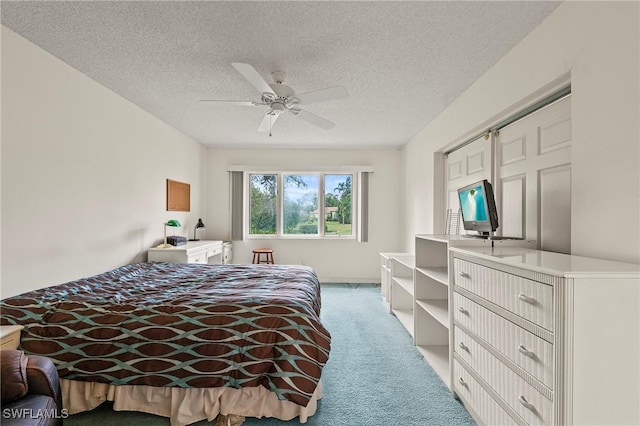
488 236 524 241
462 234 524 241
462 234 489 239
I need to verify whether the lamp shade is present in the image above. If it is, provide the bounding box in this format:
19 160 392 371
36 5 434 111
166 219 181 227
195 218 205 229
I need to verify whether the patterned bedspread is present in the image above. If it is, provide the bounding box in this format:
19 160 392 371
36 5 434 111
0 262 331 407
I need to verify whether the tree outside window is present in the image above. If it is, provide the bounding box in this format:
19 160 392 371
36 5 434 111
249 174 277 234
284 174 318 234
325 174 352 235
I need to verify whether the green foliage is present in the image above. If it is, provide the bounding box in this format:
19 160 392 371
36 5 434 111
325 193 339 207
250 174 277 234
325 222 352 235
333 176 352 225
297 223 319 234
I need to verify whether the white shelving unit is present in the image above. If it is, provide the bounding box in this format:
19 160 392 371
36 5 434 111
380 252 410 313
413 235 535 389
389 254 415 337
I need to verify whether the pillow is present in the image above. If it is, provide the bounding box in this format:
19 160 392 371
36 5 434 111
1 350 28 403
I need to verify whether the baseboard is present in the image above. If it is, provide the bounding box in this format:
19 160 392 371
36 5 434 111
318 276 380 284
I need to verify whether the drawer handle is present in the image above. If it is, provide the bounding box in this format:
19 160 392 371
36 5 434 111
517 293 536 304
459 342 469 352
518 395 536 411
457 307 469 315
459 271 470 278
458 377 468 388
518 345 536 358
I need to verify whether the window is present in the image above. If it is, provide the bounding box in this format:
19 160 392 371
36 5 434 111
283 174 319 235
324 174 352 236
248 172 355 238
249 174 277 234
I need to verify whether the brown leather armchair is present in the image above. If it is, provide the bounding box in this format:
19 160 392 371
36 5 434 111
1 350 64 425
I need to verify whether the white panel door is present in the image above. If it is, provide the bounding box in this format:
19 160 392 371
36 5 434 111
445 136 492 233
496 95 572 252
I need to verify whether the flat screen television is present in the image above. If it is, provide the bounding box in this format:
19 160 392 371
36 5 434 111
457 179 499 237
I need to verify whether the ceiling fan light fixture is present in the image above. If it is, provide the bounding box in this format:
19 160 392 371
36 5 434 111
271 102 285 114
201 63 347 134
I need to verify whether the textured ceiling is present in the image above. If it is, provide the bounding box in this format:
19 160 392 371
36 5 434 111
1 1 560 149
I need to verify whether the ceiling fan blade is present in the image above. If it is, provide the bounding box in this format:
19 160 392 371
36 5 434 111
295 86 348 105
198 100 259 106
293 109 335 130
232 62 276 96
258 112 280 132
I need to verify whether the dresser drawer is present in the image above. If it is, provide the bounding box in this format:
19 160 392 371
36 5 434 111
453 360 517 426
454 293 554 388
454 258 554 331
207 245 222 258
455 327 553 425
188 251 208 264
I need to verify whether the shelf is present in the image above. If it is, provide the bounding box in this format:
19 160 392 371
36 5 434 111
392 309 414 337
394 255 415 269
392 277 414 296
416 344 449 385
415 299 449 329
415 266 449 286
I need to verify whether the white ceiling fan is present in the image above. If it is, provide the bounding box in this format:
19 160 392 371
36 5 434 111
200 63 348 136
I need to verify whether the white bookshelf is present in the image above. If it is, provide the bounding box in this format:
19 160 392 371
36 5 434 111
380 252 410 313
389 254 415 338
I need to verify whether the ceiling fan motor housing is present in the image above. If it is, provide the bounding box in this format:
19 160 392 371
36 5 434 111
270 83 295 98
271 102 285 114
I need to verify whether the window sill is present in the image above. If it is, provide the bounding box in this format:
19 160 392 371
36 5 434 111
247 235 356 240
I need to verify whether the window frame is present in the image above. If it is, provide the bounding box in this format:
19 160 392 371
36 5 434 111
246 171 357 240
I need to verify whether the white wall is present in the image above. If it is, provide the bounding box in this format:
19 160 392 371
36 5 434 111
204 148 403 282
1 27 206 298
403 1 640 264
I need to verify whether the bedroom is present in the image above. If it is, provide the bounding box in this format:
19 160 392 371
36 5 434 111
1 1 639 425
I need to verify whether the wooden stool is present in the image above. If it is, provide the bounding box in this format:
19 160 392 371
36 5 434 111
252 248 274 264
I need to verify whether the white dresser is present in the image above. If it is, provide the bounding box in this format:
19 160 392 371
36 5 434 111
148 240 224 264
449 246 640 425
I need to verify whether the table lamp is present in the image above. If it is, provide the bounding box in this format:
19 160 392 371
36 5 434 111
157 219 181 248
190 218 205 241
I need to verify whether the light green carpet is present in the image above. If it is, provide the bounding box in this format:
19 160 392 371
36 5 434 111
65 284 475 426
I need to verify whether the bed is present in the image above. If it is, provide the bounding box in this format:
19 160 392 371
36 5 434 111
0 262 331 425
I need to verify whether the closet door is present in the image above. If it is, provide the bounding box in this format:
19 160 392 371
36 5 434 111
496 95 571 253
445 136 493 225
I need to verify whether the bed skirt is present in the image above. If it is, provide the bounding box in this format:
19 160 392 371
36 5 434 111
61 379 322 425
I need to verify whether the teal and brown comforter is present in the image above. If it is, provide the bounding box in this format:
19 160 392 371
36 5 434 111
0 262 331 407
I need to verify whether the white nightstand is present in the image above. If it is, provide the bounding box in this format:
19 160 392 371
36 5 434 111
148 240 224 264
0 325 24 350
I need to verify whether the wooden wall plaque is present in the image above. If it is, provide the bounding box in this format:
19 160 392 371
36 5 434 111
166 179 190 211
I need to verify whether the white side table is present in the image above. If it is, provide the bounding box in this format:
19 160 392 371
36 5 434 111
0 325 24 350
